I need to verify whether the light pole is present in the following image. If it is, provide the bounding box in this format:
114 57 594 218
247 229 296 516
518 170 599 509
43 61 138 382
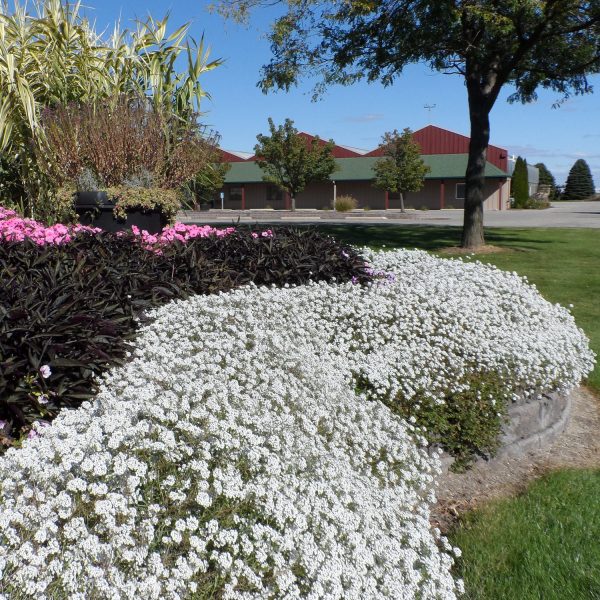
332 180 337 210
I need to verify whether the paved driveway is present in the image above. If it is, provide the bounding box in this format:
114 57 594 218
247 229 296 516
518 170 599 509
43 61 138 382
179 201 600 228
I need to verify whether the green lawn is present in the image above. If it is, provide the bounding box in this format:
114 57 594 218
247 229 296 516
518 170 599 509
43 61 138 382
451 470 600 600
316 225 600 392
313 224 600 600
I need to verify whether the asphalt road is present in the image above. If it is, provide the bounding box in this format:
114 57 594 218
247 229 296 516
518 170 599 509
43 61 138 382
179 201 600 228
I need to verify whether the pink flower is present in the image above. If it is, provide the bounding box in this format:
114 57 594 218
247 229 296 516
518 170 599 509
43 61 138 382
39 365 52 379
0 205 235 250
27 421 50 440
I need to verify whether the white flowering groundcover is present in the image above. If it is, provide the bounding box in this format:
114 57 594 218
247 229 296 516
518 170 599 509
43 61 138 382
0 249 594 599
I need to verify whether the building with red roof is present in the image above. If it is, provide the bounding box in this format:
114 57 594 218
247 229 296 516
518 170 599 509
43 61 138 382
217 125 511 211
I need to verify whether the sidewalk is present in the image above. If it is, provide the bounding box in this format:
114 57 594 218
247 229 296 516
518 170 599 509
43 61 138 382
178 202 600 228
178 208 443 225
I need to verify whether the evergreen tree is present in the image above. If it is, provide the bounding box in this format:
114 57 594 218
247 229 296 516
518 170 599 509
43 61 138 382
534 163 559 200
563 159 596 200
254 118 337 211
373 128 430 213
511 157 529 208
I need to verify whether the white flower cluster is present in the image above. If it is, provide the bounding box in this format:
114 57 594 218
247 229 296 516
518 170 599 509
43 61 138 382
0 249 593 599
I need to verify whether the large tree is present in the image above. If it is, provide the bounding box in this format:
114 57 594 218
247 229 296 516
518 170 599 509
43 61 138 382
254 118 337 211
373 128 430 212
218 0 600 248
563 158 596 199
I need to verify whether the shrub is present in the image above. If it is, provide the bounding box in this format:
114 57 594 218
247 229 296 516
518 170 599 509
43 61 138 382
0 218 371 442
392 372 509 470
38 96 222 223
334 195 358 212
517 197 551 209
0 3 219 223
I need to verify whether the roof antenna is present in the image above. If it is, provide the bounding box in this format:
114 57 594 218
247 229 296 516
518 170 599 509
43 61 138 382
424 103 437 123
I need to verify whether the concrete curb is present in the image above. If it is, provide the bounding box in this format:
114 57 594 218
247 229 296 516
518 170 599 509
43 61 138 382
438 390 573 473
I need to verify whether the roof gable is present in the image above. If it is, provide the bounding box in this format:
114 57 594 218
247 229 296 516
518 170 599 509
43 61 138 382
365 125 508 171
247 132 364 161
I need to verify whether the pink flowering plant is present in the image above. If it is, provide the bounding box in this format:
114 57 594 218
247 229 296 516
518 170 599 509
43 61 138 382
0 206 101 244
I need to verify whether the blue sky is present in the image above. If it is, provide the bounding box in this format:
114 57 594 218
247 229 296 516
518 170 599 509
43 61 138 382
84 1 600 186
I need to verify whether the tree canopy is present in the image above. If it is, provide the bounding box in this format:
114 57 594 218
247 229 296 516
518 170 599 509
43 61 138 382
373 129 430 212
218 0 600 247
563 159 596 200
254 118 337 210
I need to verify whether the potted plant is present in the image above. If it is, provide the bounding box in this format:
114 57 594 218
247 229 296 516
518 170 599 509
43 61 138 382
39 95 220 233
67 169 175 234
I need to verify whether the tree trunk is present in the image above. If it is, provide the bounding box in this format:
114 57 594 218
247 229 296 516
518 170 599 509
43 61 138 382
291 194 296 211
400 192 405 213
461 87 492 249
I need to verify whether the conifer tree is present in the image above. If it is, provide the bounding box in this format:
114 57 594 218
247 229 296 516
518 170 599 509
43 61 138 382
563 159 596 200
511 157 529 208
534 163 559 200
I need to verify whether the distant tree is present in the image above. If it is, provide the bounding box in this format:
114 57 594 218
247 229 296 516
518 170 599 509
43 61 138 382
218 0 600 248
511 157 530 207
373 128 430 213
187 159 231 207
563 159 596 200
254 118 337 211
534 162 559 200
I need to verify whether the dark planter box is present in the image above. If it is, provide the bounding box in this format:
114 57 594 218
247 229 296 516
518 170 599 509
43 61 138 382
74 192 167 234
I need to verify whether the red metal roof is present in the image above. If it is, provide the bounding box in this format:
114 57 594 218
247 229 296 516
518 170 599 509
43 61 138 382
219 149 250 162
220 125 509 171
365 125 508 171
246 132 364 161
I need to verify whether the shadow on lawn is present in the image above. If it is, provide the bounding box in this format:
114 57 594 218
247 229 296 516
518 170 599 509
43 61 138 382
289 224 557 253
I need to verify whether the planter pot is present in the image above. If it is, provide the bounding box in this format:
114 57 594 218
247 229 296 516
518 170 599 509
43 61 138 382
74 191 167 234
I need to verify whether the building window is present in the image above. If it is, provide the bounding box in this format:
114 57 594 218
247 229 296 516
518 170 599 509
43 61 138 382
267 185 283 204
229 187 243 203
456 183 466 200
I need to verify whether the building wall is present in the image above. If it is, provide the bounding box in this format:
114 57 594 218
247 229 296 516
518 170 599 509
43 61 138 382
222 179 510 210
295 181 387 209
391 179 509 211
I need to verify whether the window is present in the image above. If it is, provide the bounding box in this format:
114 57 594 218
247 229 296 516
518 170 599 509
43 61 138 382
267 185 283 204
229 187 243 203
456 183 466 200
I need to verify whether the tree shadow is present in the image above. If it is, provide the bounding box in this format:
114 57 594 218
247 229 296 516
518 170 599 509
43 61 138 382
292 224 557 252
